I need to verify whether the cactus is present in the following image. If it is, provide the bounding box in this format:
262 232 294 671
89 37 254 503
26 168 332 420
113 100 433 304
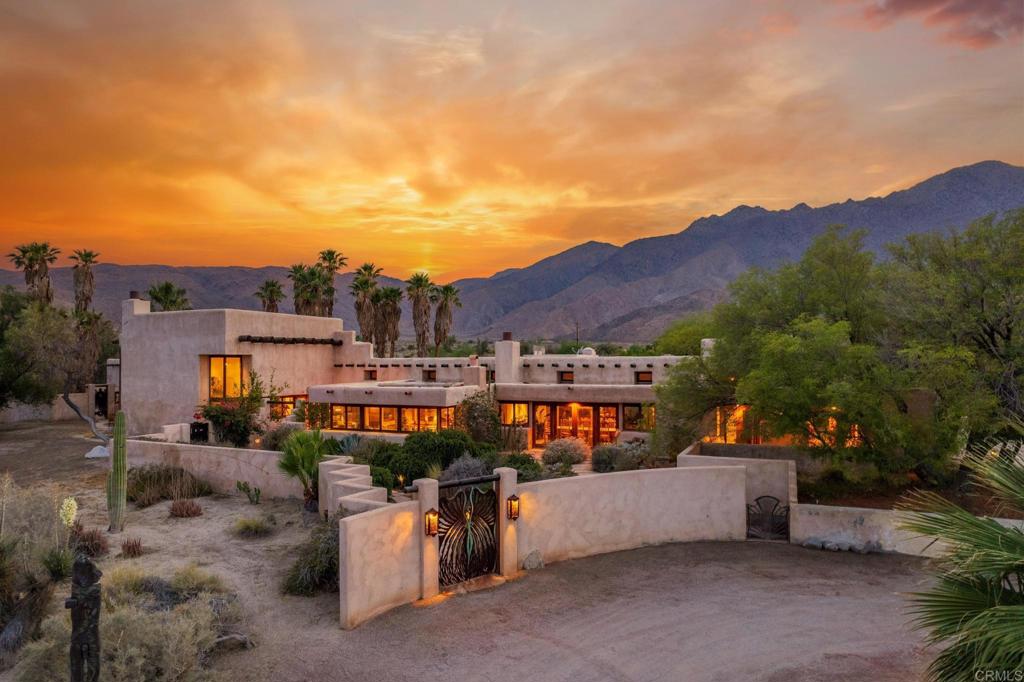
107 411 127 532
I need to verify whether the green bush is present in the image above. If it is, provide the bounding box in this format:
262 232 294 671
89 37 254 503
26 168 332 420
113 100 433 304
261 422 303 451
402 430 474 468
542 438 589 466
370 466 394 491
384 451 429 487
505 453 543 482
282 514 341 596
591 445 622 473
126 465 212 508
350 438 402 468
470 442 501 467
455 392 501 444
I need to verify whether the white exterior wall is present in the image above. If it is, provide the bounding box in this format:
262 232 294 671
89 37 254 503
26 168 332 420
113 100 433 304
518 354 683 385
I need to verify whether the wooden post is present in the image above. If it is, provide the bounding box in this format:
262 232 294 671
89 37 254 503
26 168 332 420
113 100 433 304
66 555 102 682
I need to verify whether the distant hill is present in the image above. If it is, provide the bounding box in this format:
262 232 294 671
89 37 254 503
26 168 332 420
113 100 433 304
2 160 1022 341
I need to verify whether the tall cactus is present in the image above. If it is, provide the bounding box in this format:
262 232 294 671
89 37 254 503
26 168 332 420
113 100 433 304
107 410 127 532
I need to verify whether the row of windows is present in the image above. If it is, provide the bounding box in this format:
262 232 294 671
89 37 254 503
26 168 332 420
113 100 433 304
498 402 656 432
330 405 455 433
557 371 653 385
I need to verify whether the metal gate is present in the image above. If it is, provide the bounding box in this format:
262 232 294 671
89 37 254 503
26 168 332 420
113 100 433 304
437 475 499 587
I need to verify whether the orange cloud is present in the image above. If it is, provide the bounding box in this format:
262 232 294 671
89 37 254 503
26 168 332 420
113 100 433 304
1 1 1021 281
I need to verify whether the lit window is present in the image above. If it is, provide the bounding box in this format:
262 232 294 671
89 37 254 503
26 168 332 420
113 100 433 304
401 408 418 432
208 356 244 402
364 406 381 430
634 371 653 385
345 406 360 430
623 404 656 431
500 402 529 426
381 407 398 431
558 371 574 384
419 408 438 431
331 405 345 429
441 407 454 429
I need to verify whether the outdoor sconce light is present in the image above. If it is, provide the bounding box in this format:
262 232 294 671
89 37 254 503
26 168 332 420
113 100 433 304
506 494 520 521
424 508 439 536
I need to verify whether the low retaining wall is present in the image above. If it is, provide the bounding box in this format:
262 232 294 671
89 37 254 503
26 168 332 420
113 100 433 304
126 438 301 499
319 458 389 516
515 466 747 567
0 392 88 424
677 453 796 505
790 504 941 556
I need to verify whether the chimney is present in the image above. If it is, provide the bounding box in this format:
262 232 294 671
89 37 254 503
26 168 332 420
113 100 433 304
501 331 513 341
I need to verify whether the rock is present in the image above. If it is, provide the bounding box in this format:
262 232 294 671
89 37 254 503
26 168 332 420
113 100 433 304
522 550 544 570
85 445 109 459
824 542 840 552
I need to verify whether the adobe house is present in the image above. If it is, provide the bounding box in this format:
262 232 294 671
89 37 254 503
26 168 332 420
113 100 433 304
120 295 683 445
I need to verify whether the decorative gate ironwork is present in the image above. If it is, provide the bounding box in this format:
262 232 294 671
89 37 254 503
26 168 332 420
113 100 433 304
438 479 498 587
746 495 790 540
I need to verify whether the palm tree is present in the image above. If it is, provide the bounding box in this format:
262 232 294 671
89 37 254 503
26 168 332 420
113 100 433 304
277 429 333 512
899 420 1024 680
254 279 285 313
69 249 99 314
432 283 461 356
7 242 60 304
371 287 402 357
289 264 333 317
406 272 433 357
317 249 347 317
350 263 382 343
147 281 190 311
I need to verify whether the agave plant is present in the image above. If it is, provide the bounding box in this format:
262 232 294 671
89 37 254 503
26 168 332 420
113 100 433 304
406 272 433 357
278 429 335 511
899 421 1024 681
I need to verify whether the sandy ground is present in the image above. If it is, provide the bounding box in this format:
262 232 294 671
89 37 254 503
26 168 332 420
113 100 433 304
0 420 109 488
0 421 932 681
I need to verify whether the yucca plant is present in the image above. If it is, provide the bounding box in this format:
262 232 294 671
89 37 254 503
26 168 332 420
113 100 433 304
899 420 1024 681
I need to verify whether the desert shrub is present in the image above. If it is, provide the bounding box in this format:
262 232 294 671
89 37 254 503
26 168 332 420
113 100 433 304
261 421 303 451
455 392 501 444
232 516 274 538
440 455 491 483
471 442 501 468
370 466 394 491
505 453 544 482
591 445 623 473
70 524 109 558
40 547 73 582
384 451 429 487
120 537 144 558
332 433 364 454
235 480 261 504
278 429 336 511
0 476 65 570
425 461 443 480
200 369 279 447
282 514 341 596
127 465 212 508
14 565 241 682
544 462 577 479
169 564 227 597
350 438 403 468
542 438 590 466
499 424 527 452
169 499 203 518
402 430 474 469
613 446 642 471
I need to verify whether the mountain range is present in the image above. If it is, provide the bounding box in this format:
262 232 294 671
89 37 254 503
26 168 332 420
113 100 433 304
2 160 1022 342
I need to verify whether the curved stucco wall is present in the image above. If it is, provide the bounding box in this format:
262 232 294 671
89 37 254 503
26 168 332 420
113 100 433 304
515 466 747 567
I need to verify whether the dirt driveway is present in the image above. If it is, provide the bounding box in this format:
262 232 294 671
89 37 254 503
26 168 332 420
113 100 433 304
0 420 109 488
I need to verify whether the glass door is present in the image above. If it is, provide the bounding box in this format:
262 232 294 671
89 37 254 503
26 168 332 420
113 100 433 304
555 405 574 440
598 406 618 444
533 404 552 447
576 406 594 445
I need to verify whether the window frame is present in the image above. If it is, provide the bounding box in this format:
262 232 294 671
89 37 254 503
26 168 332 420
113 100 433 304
557 370 574 384
634 370 653 385
208 355 245 402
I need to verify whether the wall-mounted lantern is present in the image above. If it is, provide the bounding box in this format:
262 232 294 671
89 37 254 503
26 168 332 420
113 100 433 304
506 494 520 521
424 508 439 536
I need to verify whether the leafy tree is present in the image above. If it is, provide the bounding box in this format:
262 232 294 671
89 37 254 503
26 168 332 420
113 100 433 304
0 289 61 409
653 311 716 355
431 284 461 357
147 281 190 311
7 242 60 304
69 249 99 314
899 420 1024 680
254 280 284 313
405 272 433 357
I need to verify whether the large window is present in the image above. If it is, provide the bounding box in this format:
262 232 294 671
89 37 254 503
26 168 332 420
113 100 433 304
209 356 243 402
269 394 306 419
623 403 656 431
499 402 529 426
330 404 455 433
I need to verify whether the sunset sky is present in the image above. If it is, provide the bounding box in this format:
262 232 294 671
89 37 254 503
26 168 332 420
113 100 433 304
1 1 1022 280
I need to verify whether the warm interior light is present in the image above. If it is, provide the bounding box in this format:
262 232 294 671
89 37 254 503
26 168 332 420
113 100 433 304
506 494 520 521
424 508 439 536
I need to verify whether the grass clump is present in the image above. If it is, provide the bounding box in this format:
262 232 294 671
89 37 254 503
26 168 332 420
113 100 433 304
127 465 212 508
14 565 244 681
70 524 109 558
39 546 73 582
120 537 144 558
232 516 274 539
282 513 341 596
169 499 203 518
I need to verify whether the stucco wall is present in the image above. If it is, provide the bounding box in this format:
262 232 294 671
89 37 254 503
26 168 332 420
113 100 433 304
790 504 943 556
516 466 747 567
126 438 301 499
338 501 421 629
0 392 88 424
677 453 797 505
698 443 828 476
